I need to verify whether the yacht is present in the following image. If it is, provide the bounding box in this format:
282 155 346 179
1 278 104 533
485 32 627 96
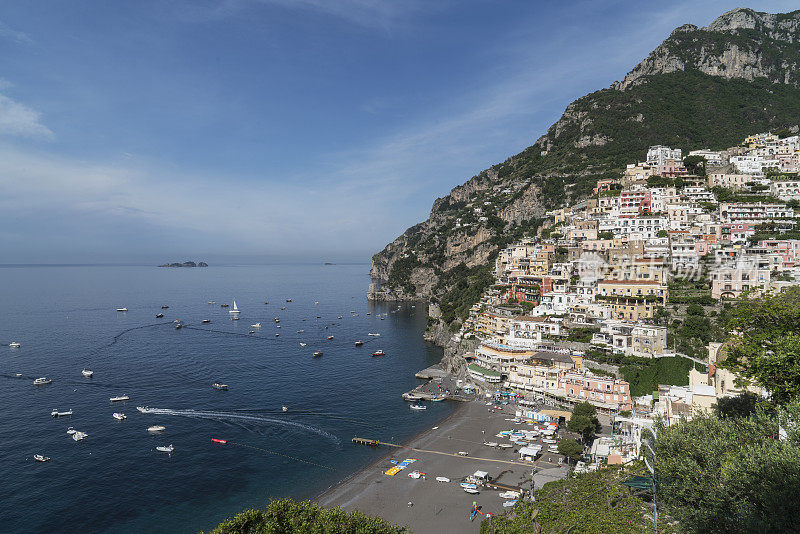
116 307 128 312
9 341 21 348
212 382 228 390
72 431 88 442
371 350 386 357
156 444 174 453
250 323 261 328
34 454 50 462
81 369 93 378
109 395 130 402
113 413 126 421
33 377 52 386
147 425 166 432
51 409 73 417
229 301 240 315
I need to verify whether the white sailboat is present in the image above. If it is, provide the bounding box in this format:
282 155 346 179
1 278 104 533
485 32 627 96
229 300 240 315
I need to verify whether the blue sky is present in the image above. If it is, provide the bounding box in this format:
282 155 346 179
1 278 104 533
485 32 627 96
0 0 797 263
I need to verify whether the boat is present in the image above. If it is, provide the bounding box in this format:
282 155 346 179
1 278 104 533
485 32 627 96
296 329 304 333
34 454 50 462
161 305 169 309
116 307 128 312
463 488 480 494
9 341 21 348
147 425 166 432
156 313 164 318
371 350 385 357
402 393 423 401
497 443 513 449
113 412 126 420
212 382 228 390
33 377 52 386
72 431 88 441
14 373 21 377
249 330 255 334
436 476 450 483
220 303 229 308
431 396 445 402
299 342 307 347
326 335 334 340
231 316 239 320
51 409 73 417
410 404 427 410
156 444 173 453
202 319 211 323
208 301 216 304
313 350 323 357
211 438 227 444
499 491 520 499
280 307 286 310
81 369 93 378
274 333 279 337
136 406 149 413
368 333 380 336
503 500 517 508
355 340 364 346
460 482 477 489
66 427 76 435
407 470 423 479
285 299 292 303
483 442 498 448
109 395 130 402
251 323 261 328
282 406 288 412
175 323 182 329
457 451 469 456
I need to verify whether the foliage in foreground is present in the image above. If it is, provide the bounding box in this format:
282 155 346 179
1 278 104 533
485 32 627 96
480 467 662 534
206 498 408 534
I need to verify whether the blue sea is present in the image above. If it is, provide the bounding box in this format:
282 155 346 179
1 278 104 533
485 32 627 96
0 264 453 533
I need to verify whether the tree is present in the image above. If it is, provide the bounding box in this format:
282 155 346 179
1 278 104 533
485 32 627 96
568 402 601 443
722 287 800 405
657 229 669 238
557 438 583 464
683 155 707 176
713 392 761 419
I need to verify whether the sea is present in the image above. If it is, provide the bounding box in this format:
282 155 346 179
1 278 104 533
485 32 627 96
0 264 455 533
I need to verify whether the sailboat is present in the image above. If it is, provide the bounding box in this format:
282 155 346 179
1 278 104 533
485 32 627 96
229 300 240 315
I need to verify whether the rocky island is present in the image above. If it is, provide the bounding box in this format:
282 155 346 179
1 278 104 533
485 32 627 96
157 261 208 268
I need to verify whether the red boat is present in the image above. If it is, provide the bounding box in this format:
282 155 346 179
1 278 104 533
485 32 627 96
372 350 386 357
211 438 227 444
355 340 364 346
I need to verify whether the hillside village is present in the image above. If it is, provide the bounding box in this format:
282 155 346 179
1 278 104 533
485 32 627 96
439 130 800 463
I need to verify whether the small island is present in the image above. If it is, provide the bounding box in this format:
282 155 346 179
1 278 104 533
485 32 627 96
158 261 208 268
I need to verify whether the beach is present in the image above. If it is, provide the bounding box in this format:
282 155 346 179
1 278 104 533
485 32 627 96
318 399 569 534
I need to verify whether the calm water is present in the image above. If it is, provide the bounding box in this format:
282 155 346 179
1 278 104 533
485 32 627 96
0 264 453 533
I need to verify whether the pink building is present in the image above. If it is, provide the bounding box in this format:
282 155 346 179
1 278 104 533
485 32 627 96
619 190 652 215
757 240 800 268
559 371 632 413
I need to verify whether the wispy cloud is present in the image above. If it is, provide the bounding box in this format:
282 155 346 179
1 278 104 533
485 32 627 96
0 93 54 139
0 20 32 44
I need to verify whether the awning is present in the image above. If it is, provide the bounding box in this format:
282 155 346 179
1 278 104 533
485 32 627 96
622 475 654 491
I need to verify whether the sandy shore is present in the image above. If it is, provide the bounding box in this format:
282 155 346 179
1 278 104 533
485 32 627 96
317 400 568 534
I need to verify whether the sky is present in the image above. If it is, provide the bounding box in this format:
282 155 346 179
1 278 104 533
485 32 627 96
0 0 797 264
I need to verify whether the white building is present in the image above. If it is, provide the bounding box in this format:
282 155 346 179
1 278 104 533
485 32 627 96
647 145 682 167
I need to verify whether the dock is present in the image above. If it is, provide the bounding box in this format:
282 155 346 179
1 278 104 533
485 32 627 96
352 437 381 446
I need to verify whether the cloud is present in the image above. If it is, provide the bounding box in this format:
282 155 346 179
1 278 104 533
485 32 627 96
0 93 54 139
0 20 32 44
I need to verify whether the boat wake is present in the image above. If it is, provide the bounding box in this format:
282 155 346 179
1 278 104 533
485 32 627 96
137 407 341 445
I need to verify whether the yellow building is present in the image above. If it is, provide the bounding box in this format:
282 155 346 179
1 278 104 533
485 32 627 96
596 280 668 320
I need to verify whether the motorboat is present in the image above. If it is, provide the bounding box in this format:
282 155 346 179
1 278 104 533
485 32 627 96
113 413 126 421
274 333 279 337
116 307 128 312
109 395 130 402
463 488 480 494
338 316 343 319
282 406 288 412
457 451 469 456
147 425 166 432
503 500 517 508
250 323 261 328
175 323 182 329
274 318 280 323
327 335 334 340
483 442 498 448
220 303 229 308
410 404 427 410
156 444 173 453
208 301 216 304
436 477 450 483
280 307 286 310
231 316 239 321
51 409 72 417
431 396 445 402
368 333 380 336
264 301 269 304
161 305 169 309
72 431 88 441
285 299 292 303
499 491 520 499
371 350 385 357
66 427 76 435
9 341 21 348
14 373 22 377
34 454 50 462
33 377 52 386
136 406 149 413
212 383 228 390
249 330 255 334
355 340 364 346
156 313 164 318
229 301 240 314
299 343 307 347
211 438 227 444
202 319 211 323
297 329 304 333
402 393 423 401
81 369 93 378
407 471 423 479
313 351 323 357
460 482 477 489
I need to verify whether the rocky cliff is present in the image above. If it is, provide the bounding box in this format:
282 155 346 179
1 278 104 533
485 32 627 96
370 7 800 339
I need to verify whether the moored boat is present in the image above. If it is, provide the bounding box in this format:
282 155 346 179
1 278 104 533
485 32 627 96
33 377 52 386
66 427 76 435
355 340 363 346
51 409 72 417
313 350 323 357
34 454 50 462
116 307 128 312
212 438 227 444
327 335 334 340
109 395 130 402
229 300 240 315
410 404 427 410
9 341 21 348
201 319 211 323
81 369 93 378
212 382 228 390
113 412 126 420
368 332 380 336
147 425 166 432
72 431 88 441
161 305 169 309
371 350 385 357
156 313 164 318
156 444 173 453
250 322 261 328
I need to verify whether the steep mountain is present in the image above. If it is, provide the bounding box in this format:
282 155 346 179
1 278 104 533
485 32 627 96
369 7 800 334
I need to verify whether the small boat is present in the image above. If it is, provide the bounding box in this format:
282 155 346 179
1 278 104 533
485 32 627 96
136 406 149 413
299 343 307 347
499 491 521 499
431 396 445 402
457 451 469 456
403 393 423 401
338 316 343 319
147 425 166 432
66 427 76 435
14 373 22 377
355 340 364 346
280 307 286 310
249 330 255 334
251 323 261 328
436 477 450 483
314 301 319 305
282 406 288 412
156 313 164 318
274 333 279 337
34 454 50 462
109 395 130 402
201 319 211 323
408 470 423 479
51 409 73 417
161 305 169 309
113 413 126 421
327 335 334 340
231 316 239 320
464 488 480 494
175 323 182 329
371 350 386 357
208 301 216 304
274 318 280 323
211 438 227 444
503 500 517 508
264 301 269 304
497 443 513 449
313 351 323 358
212 383 228 390
72 431 88 441
483 442 498 448
81 369 93 378
116 307 128 312
297 329 304 333
410 404 427 410
33 377 52 386
9 341 21 348
156 444 173 453
285 299 292 303
460 483 477 489
220 303 229 308
368 333 380 336
229 301 240 314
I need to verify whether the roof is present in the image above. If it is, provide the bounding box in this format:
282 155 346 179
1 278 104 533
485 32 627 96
531 351 575 364
598 279 663 286
473 470 489 478
519 445 542 456
468 363 501 377
692 384 717 397
515 316 550 322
